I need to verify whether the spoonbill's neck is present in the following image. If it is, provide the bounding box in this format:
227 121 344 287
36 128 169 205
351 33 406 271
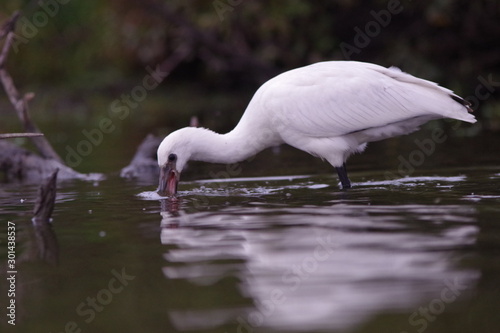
189 126 275 164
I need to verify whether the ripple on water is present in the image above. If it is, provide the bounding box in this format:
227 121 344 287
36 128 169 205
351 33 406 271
159 205 480 331
139 174 473 201
154 173 483 331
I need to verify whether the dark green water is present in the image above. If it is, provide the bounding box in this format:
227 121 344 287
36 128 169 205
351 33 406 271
1 165 500 333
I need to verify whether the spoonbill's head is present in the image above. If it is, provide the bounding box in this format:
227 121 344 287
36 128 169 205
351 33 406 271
157 128 192 196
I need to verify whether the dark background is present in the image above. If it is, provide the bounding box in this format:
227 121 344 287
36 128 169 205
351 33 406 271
1 0 499 174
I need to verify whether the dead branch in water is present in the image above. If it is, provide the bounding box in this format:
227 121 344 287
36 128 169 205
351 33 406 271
31 168 59 265
33 168 59 221
0 12 100 182
120 134 162 179
0 140 98 182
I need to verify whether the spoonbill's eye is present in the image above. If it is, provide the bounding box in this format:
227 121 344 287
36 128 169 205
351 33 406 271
168 153 177 162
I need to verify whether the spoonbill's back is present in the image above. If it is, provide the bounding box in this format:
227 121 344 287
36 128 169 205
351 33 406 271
157 61 476 196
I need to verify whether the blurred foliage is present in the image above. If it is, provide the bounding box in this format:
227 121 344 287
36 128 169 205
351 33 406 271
1 0 499 131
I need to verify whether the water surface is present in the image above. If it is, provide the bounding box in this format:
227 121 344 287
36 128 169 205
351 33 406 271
1 167 500 333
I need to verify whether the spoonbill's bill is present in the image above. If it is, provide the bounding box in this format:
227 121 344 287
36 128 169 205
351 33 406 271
157 61 476 196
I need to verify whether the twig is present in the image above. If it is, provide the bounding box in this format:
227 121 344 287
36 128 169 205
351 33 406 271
32 168 60 265
33 168 59 221
0 11 19 42
0 132 45 139
0 12 64 163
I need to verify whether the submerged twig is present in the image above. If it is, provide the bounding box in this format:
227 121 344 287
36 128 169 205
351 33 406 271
33 168 59 221
32 168 59 265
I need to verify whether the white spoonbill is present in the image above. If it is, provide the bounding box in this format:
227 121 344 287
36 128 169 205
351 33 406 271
157 61 476 196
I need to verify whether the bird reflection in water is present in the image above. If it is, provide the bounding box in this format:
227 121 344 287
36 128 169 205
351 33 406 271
159 196 186 228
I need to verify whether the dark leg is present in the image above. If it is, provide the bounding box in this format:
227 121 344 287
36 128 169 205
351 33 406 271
335 163 352 189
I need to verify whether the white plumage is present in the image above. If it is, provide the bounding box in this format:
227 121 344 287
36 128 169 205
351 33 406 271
157 61 476 195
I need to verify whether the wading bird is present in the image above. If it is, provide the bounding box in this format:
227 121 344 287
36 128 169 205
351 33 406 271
157 61 476 196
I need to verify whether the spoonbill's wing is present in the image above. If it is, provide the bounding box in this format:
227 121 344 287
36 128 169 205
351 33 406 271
262 62 475 138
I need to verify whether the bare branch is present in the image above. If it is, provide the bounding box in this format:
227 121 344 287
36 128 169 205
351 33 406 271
0 133 44 139
0 12 64 163
0 11 19 41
